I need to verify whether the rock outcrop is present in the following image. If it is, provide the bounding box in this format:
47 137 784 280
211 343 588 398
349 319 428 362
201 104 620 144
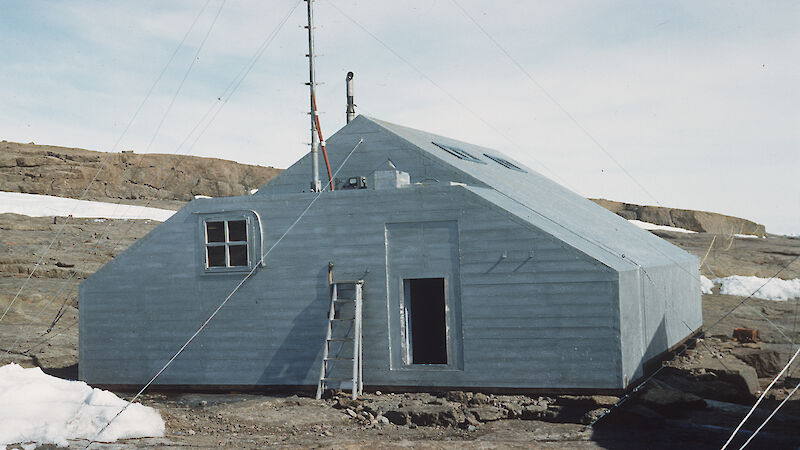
0 140 282 202
591 198 767 236
0 140 769 240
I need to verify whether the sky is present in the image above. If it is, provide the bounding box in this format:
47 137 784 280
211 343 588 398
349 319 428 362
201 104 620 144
1 1 798 234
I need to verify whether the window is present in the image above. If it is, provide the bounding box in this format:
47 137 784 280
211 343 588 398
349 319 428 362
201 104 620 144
483 153 526 172
431 142 485 164
196 210 262 274
204 219 249 269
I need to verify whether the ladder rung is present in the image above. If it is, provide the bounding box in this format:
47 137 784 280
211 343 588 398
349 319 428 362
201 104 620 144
331 318 354 321
334 299 355 303
325 357 354 361
328 338 354 342
322 377 355 381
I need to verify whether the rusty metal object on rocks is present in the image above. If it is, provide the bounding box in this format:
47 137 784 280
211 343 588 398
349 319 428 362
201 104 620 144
733 328 760 343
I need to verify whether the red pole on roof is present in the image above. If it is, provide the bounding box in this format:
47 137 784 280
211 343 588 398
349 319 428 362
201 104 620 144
312 95 334 191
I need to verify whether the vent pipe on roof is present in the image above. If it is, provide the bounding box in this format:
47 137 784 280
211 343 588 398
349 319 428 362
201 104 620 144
346 72 356 123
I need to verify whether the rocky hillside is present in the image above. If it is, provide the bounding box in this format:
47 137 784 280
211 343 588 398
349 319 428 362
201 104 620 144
591 198 767 236
0 140 769 237
0 141 282 204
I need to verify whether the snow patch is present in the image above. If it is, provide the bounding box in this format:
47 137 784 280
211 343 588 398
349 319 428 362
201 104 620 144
0 363 164 447
713 275 800 301
700 275 714 294
628 219 696 234
194 194 212 199
0 191 174 221
249 188 259 195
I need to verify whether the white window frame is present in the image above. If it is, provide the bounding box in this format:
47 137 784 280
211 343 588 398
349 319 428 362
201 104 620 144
203 216 251 272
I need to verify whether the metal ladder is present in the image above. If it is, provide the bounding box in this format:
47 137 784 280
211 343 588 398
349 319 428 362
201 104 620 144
316 280 363 400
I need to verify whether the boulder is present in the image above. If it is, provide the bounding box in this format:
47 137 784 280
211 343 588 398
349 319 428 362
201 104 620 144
504 402 523 418
712 366 760 398
555 395 620 408
731 348 783 377
383 409 409 425
409 406 466 427
468 392 490 406
582 408 608 425
467 406 505 422
384 405 466 427
444 391 470 403
637 382 706 417
521 404 548 420
333 396 361 410
659 366 759 404
535 405 589 423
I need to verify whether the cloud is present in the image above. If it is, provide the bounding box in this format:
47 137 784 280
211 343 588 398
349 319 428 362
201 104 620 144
1 0 797 233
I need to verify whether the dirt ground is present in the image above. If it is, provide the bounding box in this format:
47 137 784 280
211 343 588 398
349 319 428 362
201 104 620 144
2 214 800 449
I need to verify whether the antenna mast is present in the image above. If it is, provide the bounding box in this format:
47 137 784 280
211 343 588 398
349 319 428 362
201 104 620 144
306 0 321 192
346 72 355 123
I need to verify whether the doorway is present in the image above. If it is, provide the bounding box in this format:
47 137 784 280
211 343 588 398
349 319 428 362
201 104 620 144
386 220 463 370
405 278 447 364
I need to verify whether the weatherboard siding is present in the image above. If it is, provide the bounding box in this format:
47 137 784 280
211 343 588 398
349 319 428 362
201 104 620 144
80 185 623 389
80 115 701 391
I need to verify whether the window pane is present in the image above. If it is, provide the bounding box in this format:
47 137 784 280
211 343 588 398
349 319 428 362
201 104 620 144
431 141 485 164
229 245 248 267
207 246 226 267
483 153 525 172
228 220 247 242
206 221 225 243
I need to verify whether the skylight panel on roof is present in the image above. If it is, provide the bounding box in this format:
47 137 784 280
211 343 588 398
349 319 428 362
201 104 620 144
431 142 485 164
483 153 526 172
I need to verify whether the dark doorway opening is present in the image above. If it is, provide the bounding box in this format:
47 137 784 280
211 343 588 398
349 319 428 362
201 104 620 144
407 278 447 364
